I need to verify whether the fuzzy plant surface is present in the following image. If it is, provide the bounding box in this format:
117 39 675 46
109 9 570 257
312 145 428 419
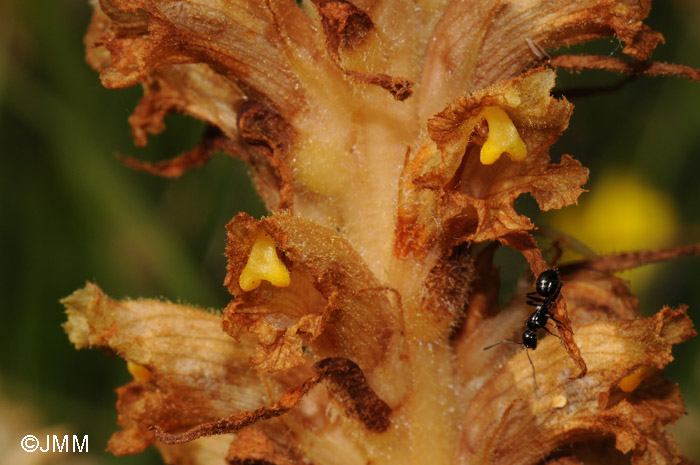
63 1 700 464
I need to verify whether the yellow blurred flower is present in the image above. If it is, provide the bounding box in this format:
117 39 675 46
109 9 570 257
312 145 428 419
548 172 677 290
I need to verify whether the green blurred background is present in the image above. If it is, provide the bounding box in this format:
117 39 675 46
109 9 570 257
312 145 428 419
0 0 698 463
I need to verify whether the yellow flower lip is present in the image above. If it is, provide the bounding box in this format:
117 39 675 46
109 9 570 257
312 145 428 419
618 366 656 392
239 233 291 291
127 361 153 383
478 106 527 165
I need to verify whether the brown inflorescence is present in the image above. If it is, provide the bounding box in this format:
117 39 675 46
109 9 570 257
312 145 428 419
64 0 700 464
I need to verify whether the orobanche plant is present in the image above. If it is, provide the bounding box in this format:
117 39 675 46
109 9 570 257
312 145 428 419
63 1 699 464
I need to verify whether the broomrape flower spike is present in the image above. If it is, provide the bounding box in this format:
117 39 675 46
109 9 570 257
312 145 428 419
478 106 527 165
65 0 700 464
239 233 290 291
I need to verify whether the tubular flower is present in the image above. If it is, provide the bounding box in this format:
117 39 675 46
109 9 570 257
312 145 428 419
64 1 700 464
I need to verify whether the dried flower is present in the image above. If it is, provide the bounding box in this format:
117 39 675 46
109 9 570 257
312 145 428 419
65 0 700 464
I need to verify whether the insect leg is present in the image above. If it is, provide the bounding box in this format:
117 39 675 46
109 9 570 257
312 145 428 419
526 292 547 303
526 299 547 308
548 314 573 333
542 325 561 338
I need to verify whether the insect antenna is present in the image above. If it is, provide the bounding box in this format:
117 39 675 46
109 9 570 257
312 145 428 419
483 338 539 391
524 347 538 391
483 338 520 351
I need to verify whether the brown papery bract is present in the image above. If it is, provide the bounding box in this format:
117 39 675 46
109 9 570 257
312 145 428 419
65 0 700 464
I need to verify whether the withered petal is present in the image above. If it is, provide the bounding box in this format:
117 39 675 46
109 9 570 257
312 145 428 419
236 100 297 210
90 0 304 114
223 213 407 402
226 428 298 465
558 268 642 325
397 69 588 258
550 54 700 82
154 357 391 444
157 435 235 465
456 306 696 465
419 0 664 120
314 357 392 433
224 305 327 372
421 243 474 341
563 243 700 274
127 64 246 147
62 283 265 455
312 0 414 100
455 243 500 341
551 298 587 379
153 378 318 445
89 2 306 211
543 438 644 465
498 231 548 275
118 124 226 177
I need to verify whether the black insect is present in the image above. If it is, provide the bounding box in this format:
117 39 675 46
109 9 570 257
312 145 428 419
522 268 564 348
484 268 566 383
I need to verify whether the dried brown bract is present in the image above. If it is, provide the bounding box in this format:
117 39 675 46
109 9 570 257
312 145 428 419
65 0 700 464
